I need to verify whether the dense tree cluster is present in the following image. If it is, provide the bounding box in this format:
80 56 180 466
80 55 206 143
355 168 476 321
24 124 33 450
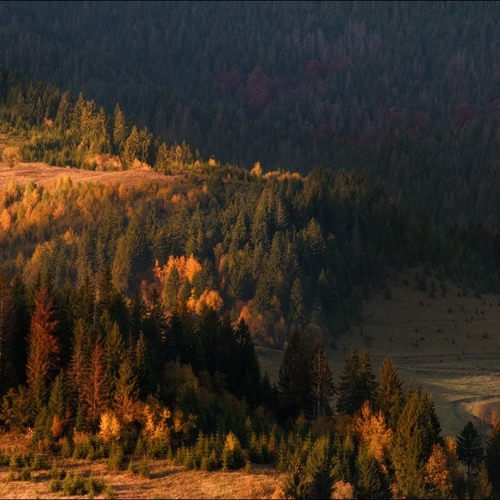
0 2 499 227
1 267 498 498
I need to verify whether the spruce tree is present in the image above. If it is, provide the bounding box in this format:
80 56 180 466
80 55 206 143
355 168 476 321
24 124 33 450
277 327 314 421
305 435 333 499
336 346 376 416
0 270 16 397
457 421 484 494
390 389 440 498
310 345 335 418
376 356 403 430
356 446 390 499
113 103 127 154
485 418 500 498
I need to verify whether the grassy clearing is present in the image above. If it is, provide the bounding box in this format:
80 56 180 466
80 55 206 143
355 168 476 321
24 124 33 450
258 270 500 438
0 453 284 499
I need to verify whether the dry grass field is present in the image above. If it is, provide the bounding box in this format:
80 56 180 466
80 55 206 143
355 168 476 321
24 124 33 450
0 455 284 499
258 270 500 438
0 162 184 190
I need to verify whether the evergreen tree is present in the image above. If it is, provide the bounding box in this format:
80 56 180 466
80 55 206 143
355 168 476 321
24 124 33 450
331 434 356 484
290 277 305 327
154 142 170 172
376 356 403 430
390 389 441 498
0 271 16 397
277 327 314 421
67 318 90 407
310 345 335 418
26 286 60 417
114 357 138 423
305 435 333 499
356 446 390 499
123 125 141 167
113 103 127 154
485 417 500 498
233 318 261 406
336 346 376 416
457 421 484 493
103 322 126 396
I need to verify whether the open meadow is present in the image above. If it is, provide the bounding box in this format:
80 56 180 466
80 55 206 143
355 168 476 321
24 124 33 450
258 270 500 439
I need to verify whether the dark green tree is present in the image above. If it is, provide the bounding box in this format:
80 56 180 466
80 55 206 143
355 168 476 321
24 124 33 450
277 327 314 421
485 418 500 498
390 389 442 498
356 446 390 499
310 345 335 418
376 356 403 430
113 103 127 154
336 346 376 416
0 271 16 397
457 421 484 493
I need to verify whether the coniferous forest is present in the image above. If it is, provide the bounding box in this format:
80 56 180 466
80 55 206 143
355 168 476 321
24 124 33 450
0 2 499 499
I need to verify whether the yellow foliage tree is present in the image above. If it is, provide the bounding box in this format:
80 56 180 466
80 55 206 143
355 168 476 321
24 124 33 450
99 411 122 443
354 401 393 472
425 443 454 498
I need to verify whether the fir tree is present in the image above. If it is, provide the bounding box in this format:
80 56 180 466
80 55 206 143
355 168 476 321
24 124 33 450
26 286 60 417
277 327 314 421
485 417 500 498
376 356 403 430
356 446 390 499
336 346 376 416
457 421 484 494
310 345 335 418
0 270 16 397
391 389 441 498
113 103 127 154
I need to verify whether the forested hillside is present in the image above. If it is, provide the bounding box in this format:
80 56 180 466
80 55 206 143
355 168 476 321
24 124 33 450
0 4 500 496
1 66 500 349
0 1 499 226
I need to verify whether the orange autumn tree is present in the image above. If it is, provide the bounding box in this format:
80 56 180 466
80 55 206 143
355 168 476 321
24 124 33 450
26 286 60 417
354 401 393 473
154 254 222 313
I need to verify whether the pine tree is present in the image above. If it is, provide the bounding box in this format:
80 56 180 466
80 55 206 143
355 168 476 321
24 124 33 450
26 286 60 416
103 322 126 397
234 318 261 406
154 142 170 172
113 104 127 154
356 446 390 499
290 277 305 327
390 389 441 498
67 319 90 406
305 435 333 499
376 356 403 430
310 345 335 418
485 417 500 498
123 125 141 167
0 270 16 397
336 346 376 416
114 358 138 424
331 434 356 485
457 421 484 494
277 327 314 421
